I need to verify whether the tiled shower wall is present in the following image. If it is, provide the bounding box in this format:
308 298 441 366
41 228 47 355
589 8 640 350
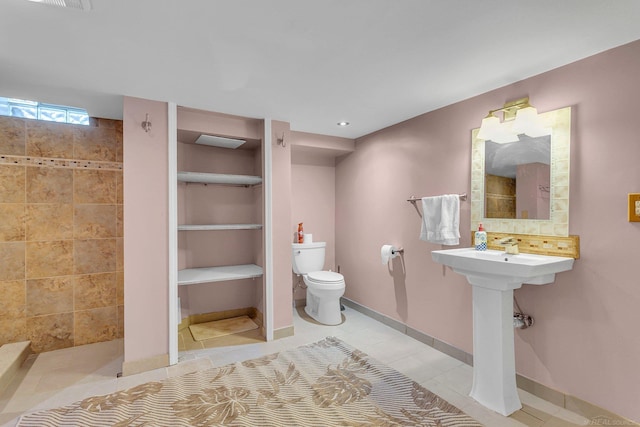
0 116 123 353
485 174 516 219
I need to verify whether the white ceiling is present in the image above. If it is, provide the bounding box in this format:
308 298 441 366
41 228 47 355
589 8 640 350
2 0 640 139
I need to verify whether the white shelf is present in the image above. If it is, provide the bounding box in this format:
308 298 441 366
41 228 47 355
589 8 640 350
177 171 262 186
178 264 263 286
178 224 262 231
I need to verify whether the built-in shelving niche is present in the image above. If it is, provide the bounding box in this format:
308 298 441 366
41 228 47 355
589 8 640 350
174 107 265 355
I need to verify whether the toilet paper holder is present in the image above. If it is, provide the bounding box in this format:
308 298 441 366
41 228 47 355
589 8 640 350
381 244 405 265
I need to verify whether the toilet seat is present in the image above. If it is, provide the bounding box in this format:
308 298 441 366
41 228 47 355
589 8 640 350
307 271 344 283
305 271 345 291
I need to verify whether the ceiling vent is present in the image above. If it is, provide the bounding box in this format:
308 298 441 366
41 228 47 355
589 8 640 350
26 0 92 11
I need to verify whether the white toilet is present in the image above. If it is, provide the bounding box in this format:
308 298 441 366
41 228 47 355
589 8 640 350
292 242 346 325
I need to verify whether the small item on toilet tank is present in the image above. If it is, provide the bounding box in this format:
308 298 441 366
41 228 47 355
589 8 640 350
297 223 304 243
304 233 313 243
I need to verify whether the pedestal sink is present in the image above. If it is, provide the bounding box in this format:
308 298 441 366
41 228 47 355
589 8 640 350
431 248 574 416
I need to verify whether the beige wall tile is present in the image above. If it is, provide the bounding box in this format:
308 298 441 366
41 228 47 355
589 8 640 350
116 171 123 204
0 318 27 346
97 118 117 129
74 306 118 346
26 240 73 279
0 165 25 203
0 242 25 281
74 169 116 204
117 304 124 339
73 126 117 161
74 272 116 310
115 130 123 162
26 167 73 203
26 276 73 316
74 238 116 274
0 116 26 155
0 118 124 352
116 271 124 305
26 203 73 241
74 204 116 238
0 280 25 318
116 237 123 272
0 204 25 241
116 205 123 237
26 120 74 158
27 312 74 352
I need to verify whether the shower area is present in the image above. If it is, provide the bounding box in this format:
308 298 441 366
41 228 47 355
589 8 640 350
0 115 124 356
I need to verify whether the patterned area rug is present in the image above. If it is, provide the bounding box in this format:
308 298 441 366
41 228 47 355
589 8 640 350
17 337 483 426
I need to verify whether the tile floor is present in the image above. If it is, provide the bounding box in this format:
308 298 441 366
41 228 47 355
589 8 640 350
0 306 597 426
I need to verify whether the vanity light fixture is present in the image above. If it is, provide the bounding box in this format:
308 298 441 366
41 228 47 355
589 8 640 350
477 97 548 143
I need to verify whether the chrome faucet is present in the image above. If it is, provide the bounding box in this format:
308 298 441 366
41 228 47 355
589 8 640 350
498 237 519 255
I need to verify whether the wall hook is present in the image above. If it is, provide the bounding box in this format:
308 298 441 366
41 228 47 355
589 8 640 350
277 132 286 148
141 113 152 133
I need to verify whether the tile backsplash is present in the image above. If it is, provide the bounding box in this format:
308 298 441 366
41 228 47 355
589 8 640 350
0 116 123 353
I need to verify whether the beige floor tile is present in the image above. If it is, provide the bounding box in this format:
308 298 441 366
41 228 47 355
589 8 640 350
522 403 556 422
165 357 212 378
115 367 167 391
510 409 545 427
462 400 528 427
432 363 474 396
0 306 603 427
387 354 445 384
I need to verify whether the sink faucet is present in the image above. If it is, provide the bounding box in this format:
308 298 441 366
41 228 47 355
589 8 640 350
499 237 519 255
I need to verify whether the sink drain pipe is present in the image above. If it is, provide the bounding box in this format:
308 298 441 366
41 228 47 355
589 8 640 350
513 295 534 329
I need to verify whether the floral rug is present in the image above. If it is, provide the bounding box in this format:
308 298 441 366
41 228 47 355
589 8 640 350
17 337 483 426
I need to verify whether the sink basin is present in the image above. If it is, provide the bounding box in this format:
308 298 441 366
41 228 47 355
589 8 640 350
432 248 574 290
431 247 575 415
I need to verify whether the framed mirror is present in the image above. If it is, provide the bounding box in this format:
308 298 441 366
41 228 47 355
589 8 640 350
471 106 571 237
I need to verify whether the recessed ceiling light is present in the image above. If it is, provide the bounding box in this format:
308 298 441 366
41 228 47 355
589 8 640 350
25 0 92 11
337 121 350 127
195 134 246 149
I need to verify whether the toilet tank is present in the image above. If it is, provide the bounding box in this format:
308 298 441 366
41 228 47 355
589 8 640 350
292 242 326 274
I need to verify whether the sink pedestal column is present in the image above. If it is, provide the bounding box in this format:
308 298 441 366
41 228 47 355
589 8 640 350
469 283 522 416
431 248 574 416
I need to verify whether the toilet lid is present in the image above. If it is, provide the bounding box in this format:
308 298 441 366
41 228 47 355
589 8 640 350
307 271 344 283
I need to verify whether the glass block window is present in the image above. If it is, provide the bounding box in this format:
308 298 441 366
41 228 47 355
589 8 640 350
0 97 90 125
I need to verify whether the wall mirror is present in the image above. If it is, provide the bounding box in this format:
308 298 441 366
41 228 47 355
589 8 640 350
471 106 571 236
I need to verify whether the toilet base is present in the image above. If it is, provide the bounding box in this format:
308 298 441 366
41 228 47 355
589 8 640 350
304 291 343 325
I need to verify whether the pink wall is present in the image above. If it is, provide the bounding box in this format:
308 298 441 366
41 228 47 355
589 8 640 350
271 120 293 330
177 143 261 318
336 40 640 421
123 97 169 365
124 105 294 368
516 162 550 219
290 131 352 302
291 159 336 301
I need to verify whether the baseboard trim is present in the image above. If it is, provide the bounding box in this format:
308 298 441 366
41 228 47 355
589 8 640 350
122 353 169 377
341 297 637 425
274 325 294 340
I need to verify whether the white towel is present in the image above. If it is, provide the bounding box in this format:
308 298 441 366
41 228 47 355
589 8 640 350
420 195 460 245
